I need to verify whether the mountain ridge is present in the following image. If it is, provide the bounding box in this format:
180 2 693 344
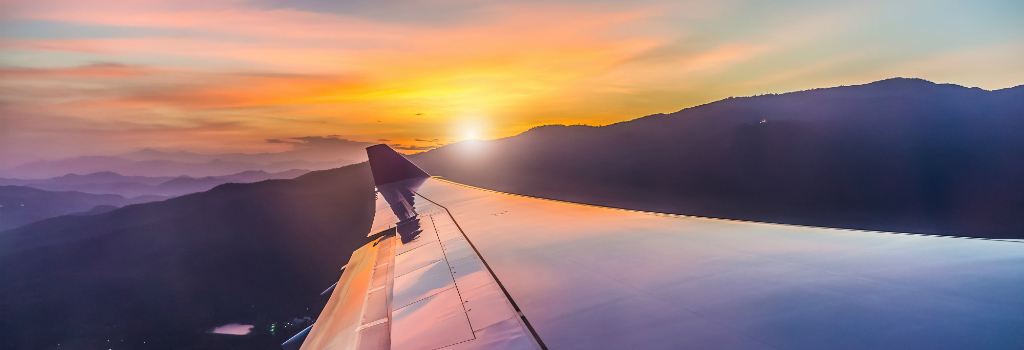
1 156 351 179
0 169 311 231
0 164 376 349
413 77 1024 239
0 186 169 231
0 169 311 198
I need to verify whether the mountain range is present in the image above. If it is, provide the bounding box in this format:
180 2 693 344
119 139 372 164
1 156 348 179
2 78 1022 349
0 165 376 349
0 170 311 231
1 136 373 179
0 169 310 198
413 78 1024 239
0 186 168 231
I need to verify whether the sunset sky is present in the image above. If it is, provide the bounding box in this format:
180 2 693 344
1 0 1022 166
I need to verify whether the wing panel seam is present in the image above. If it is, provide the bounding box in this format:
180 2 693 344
414 190 549 350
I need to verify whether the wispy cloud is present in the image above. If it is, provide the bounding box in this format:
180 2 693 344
0 62 163 78
389 144 436 151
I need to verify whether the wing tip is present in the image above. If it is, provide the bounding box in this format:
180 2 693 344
366 144 430 186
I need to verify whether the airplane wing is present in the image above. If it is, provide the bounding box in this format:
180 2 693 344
290 144 1024 350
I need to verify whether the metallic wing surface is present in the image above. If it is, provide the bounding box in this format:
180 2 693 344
295 144 1024 350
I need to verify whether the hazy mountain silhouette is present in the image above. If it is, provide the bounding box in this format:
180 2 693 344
0 164 375 349
70 204 119 216
0 186 168 231
1 136 374 179
152 170 311 197
414 78 1024 239
1 156 349 179
6 171 177 186
0 169 310 198
122 137 373 164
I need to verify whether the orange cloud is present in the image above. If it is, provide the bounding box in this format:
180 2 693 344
7 0 1012 164
1 2 673 155
0 62 164 78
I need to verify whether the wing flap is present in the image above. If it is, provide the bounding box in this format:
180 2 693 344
300 236 392 350
391 288 475 350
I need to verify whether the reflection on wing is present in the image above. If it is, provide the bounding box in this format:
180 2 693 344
414 179 1024 350
293 144 1024 350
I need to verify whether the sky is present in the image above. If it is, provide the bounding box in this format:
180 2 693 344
1 0 1022 166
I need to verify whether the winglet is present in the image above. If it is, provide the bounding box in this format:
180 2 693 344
366 144 430 186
